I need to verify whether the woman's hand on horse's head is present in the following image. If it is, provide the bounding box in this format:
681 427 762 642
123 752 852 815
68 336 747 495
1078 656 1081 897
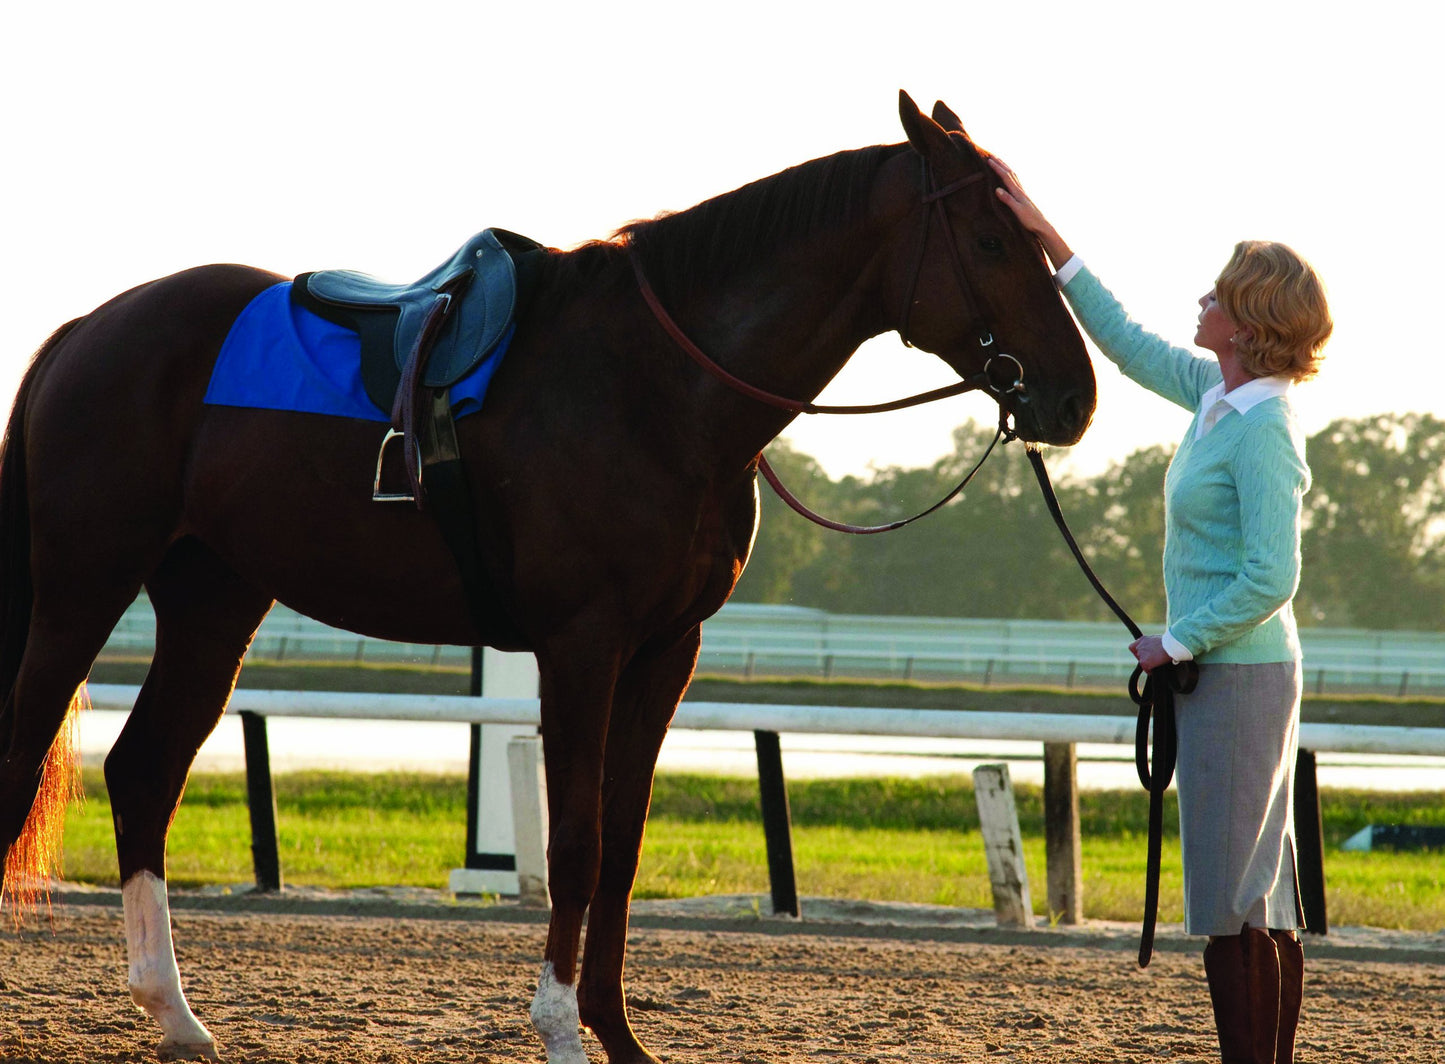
988 157 1075 270
989 157 1045 230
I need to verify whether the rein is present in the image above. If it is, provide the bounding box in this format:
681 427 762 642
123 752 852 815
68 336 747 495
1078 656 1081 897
632 241 1026 531
630 155 1030 531
1024 448 1198 968
629 252 985 416
759 406 1013 534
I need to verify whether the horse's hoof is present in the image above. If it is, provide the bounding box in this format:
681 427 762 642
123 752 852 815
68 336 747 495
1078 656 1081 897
157 1038 220 1062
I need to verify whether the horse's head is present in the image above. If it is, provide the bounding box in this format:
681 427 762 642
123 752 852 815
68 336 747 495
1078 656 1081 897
890 91 1095 446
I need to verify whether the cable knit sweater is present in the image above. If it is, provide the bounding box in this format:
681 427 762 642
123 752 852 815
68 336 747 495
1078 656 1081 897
1061 265 1309 664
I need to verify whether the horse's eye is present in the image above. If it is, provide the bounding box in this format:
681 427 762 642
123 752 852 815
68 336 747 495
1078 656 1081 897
979 236 1004 254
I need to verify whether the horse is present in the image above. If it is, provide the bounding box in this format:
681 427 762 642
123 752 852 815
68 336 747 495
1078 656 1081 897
0 92 1095 1064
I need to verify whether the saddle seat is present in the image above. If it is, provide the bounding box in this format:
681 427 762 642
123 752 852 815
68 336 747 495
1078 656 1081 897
294 227 543 409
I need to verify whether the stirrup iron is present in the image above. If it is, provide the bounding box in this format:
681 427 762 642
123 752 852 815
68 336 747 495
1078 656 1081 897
372 428 419 503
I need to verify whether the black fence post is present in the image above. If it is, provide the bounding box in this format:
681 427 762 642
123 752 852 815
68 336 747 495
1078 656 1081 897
1043 742 1083 924
1294 747 1327 934
753 729 799 917
239 710 282 893
464 647 483 867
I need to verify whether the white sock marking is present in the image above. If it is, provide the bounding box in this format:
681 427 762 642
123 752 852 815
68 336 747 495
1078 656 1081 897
122 871 216 1055
529 961 590 1064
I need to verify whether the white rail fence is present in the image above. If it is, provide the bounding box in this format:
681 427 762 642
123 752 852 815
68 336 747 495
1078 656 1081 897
85 683 1445 932
82 684 1445 756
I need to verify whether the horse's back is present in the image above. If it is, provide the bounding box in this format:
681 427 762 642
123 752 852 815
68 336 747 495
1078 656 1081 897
28 264 281 427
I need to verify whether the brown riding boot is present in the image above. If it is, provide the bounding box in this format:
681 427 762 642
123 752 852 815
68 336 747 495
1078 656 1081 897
1271 930 1304 1064
1202 925 1281 1062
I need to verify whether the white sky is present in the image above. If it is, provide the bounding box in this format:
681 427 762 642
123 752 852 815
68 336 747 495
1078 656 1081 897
3 1 1439 480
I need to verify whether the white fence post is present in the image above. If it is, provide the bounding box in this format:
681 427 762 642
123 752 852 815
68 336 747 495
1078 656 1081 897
507 735 550 908
448 649 540 896
972 763 1034 929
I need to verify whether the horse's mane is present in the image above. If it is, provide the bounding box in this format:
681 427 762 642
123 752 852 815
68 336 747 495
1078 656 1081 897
623 143 907 296
533 143 910 315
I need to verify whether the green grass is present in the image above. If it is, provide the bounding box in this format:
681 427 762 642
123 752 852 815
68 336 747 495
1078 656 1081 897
53 769 1445 931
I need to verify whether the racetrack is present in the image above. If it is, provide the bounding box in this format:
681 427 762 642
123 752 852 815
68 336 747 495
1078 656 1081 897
3 892 1442 1063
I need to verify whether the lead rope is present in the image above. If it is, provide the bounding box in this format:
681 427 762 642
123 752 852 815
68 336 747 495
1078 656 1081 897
1024 447 1197 968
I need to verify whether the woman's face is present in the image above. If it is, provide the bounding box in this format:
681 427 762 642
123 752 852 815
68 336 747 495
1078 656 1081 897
1195 289 1239 355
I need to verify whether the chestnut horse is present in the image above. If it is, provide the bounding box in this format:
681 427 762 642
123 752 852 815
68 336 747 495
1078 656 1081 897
0 94 1094 1063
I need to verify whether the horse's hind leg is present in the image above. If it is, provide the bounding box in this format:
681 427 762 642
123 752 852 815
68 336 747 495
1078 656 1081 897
105 538 273 1062
578 629 701 1064
0 585 139 903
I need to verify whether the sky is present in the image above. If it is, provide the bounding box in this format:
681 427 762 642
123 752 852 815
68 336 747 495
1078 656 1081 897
3 1 1440 481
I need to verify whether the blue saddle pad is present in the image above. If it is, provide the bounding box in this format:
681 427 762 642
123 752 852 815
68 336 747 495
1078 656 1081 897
204 281 511 422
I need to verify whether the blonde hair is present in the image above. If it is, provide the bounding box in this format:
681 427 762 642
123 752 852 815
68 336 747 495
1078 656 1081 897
1215 241 1332 382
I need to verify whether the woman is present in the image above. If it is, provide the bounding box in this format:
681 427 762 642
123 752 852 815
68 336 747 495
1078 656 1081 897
990 156 1332 1064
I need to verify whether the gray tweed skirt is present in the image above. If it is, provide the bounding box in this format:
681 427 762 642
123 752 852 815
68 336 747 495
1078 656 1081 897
1173 660 1305 936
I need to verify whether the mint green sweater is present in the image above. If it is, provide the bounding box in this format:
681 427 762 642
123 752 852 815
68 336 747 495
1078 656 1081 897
1062 267 1309 664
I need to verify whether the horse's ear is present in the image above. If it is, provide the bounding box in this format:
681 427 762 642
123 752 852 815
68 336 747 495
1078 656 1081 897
931 100 970 139
899 90 949 158
900 91 980 173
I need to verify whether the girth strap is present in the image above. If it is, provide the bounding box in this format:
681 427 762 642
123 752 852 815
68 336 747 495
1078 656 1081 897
1024 447 1197 968
419 390 494 637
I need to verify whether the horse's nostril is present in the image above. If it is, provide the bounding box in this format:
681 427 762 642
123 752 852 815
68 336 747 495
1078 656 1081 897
1058 390 1095 438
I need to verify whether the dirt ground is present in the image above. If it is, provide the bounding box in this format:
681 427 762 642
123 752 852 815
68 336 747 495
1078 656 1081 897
2 892 1442 1064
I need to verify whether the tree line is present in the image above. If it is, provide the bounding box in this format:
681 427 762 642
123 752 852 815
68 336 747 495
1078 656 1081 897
732 412 1445 631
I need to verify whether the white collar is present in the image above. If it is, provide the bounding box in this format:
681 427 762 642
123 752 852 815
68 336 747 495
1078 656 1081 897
1196 375 1291 438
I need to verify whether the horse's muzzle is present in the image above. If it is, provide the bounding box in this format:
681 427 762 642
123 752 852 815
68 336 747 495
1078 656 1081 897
1011 387 1094 447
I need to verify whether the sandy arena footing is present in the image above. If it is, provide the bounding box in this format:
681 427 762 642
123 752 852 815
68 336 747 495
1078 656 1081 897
2 886 1441 1063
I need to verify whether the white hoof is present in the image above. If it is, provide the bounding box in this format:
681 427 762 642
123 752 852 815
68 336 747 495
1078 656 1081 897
157 1036 220 1062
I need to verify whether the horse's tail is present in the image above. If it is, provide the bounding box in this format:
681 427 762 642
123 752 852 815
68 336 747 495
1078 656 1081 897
1 319 87 920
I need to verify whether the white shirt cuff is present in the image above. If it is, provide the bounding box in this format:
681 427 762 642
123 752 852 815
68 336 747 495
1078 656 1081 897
1053 254 1084 288
1160 630 1194 662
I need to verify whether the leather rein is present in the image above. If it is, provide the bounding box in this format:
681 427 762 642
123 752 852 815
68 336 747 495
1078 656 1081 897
630 157 1028 534
1025 448 1198 968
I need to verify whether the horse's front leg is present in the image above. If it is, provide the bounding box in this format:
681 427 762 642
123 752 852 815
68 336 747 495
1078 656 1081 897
577 629 701 1064
528 635 624 1064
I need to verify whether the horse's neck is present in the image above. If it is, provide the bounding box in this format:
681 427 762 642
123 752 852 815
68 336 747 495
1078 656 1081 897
660 232 892 457
600 144 923 466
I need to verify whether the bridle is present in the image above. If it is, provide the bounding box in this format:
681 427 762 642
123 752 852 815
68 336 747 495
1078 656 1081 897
897 160 1009 363
630 154 1026 533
